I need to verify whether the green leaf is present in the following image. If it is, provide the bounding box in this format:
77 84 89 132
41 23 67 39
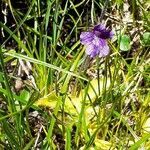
141 32 150 46
119 35 131 51
20 90 30 102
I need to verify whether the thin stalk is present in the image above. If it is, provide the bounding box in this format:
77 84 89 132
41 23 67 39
96 56 101 96
0 47 15 113
99 0 109 22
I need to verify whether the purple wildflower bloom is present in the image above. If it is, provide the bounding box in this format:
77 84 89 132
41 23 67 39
80 24 113 58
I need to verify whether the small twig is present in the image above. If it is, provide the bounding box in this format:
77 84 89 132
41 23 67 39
34 125 43 149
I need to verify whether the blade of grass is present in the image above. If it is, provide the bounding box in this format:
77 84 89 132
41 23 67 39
1 0 36 48
4 51 87 81
65 127 72 150
0 22 32 57
23 138 36 150
129 134 150 150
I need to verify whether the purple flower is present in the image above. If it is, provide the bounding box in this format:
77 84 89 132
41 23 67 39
80 24 113 58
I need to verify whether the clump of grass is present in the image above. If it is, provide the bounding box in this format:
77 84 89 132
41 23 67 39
0 0 150 149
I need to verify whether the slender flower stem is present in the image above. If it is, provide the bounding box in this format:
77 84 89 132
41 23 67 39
99 0 109 22
96 56 101 96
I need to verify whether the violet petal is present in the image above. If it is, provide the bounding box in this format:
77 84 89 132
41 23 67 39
80 32 94 45
98 39 110 57
85 43 99 58
94 24 113 39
